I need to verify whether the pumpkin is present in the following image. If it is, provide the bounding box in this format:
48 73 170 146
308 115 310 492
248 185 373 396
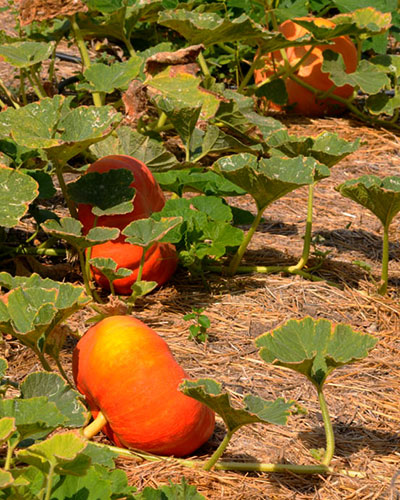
254 17 358 116
78 155 165 233
73 315 215 456
90 239 178 295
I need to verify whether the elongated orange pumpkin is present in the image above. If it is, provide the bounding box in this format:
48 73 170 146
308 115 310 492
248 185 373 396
90 240 178 295
78 155 165 233
254 17 357 116
73 315 215 456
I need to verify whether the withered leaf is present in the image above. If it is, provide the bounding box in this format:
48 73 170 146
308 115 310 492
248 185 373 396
145 44 204 76
20 0 88 26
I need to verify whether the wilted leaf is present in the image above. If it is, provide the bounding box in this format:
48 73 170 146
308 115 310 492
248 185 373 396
19 0 88 25
145 44 204 75
0 165 38 228
256 317 378 388
180 379 293 432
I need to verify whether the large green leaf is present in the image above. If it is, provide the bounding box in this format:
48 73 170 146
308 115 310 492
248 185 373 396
213 153 330 211
0 41 54 68
322 53 390 95
67 168 136 216
267 130 359 167
135 478 205 499
256 317 378 389
16 432 90 476
335 175 400 227
154 168 246 197
42 217 120 249
89 126 178 171
0 96 121 165
146 69 220 119
180 379 293 433
81 57 142 93
20 372 88 428
0 417 16 444
122 217 182 248
0 398 65 441
0 165 39 228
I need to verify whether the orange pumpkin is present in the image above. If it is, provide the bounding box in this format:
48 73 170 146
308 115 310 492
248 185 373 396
254 17 358 116
78 155 165 233
73 315 215 456
90 239 178 295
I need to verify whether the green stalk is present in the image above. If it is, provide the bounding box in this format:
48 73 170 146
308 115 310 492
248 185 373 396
0 76 20 108
317 387 335 466
237 52 263 93
55 163 77 218
378 223 390 295
197 52 210 77
4 440 18 471
29 66 47 98
70 14 103 107
44 464 55 500
136 246 147 282
26 70 45 100
287 183 314 272
228 207 265 276
77 247 94 299
83 411 108 439
203 431 233 471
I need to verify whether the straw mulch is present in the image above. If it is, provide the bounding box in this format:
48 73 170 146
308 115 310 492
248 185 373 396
2 115 399 500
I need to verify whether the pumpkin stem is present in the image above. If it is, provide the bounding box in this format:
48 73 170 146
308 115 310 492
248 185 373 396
83 411 108 439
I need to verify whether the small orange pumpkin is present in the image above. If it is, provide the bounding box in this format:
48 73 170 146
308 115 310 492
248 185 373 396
73 315 215 456
254 17 358 116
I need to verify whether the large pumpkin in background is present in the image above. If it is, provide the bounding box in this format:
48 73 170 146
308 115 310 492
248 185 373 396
73 315 215 457
254 17 358 116
78 155 165 233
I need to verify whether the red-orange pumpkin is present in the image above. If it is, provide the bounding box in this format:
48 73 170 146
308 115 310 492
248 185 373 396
254 17 358 116
90 240 178 295
78 155 165 233
73 315 215 456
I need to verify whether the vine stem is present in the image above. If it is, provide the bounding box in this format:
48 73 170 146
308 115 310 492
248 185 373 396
83 411 108 439
70 14 103 107
55 163 77 218
228 207 265 276
378 223 390 295
136 246 147 283
0 76 20 108
287 183 314 272
77 248 95 299
203 432 233 471
44 464 55 500
318 388 335 466
197 52 210 77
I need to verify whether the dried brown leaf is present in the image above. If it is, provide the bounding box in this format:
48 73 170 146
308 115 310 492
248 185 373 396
19 0 88 26
145 44 204 76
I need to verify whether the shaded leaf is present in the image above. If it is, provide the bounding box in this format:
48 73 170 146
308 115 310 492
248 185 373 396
256 317 378 388
0 165 38 228
335 175 400 227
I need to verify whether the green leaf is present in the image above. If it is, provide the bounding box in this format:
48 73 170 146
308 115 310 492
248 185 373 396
156 97 202 148
22 170 56 199
67 168 135 215
81 57 142 93
213 153 330 211
135 478 205 499
256 317 378 389
0 417 16 443
180 379 292 433
0 165 38 228
123 217 182 247
89 126 178 171
0 96 121 165
154 168 245 197
42 217 120 249
0 41 53 68
20 372 88 428
16 432 90 475
89 257 133 284
129 280 158 299
335 175 400 227
267 130 359 167
147 68 220 119
1 465 43 497
0 398 65 441
322 53 390 94
191 196 232 222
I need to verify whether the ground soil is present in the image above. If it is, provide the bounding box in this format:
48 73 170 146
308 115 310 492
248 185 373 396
0 4 400 499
